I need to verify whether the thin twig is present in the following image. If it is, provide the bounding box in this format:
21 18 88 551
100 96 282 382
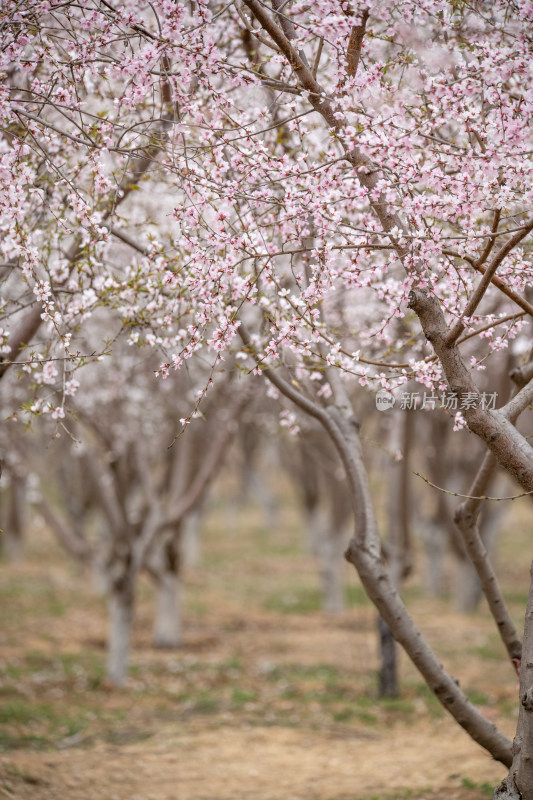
414 471 533 501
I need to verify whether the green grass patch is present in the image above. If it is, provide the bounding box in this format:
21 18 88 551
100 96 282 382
461 777 495 796
230 688 257 708
0 699 87 750
189 691 219 714
346 582 369 606
263 663 341 683
0 650 106 689
332 707 355 722
354 709 378 725
176 690 219 714
473 640 505 661
348 787 425 800
379 697 415 713
0 700 58 726
263 583 368 614
263 587 322 614
503 589 530 606
467 689 490 706
0 577 68 620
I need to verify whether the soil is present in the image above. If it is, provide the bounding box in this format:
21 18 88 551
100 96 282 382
0 720 508 800
0 496 526 800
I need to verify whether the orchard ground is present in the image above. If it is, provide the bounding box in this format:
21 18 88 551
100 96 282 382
0 477 529 800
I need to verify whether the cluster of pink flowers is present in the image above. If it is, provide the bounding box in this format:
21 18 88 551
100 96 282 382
0 0 531 421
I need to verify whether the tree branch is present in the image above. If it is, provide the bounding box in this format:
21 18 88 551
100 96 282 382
346 8 369 78
448 218 533 345
408 289 533 492
476 208 501 268
501 379 533 421
443 250 533 319
1 54 176 382
243 0 533 496
510 361 533 390
271 0 310 67
158 387 249 533
0 304 44 379
37 496 92 563
454 452 523 666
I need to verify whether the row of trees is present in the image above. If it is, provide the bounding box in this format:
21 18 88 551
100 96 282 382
0 364 513 694
1 1 533 796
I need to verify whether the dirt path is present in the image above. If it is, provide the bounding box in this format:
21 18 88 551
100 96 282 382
1 716 508 800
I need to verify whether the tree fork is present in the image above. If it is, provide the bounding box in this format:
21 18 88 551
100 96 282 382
408 289 533 493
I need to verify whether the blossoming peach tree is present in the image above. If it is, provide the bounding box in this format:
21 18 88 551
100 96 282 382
2 1 533 795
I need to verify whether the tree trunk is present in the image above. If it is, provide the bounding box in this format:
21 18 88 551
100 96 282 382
453 500 505 614
153 570 182 648
153 541 182 648
378 407 413 698
107 572 134 687
454 556 483 614
378 615 398 698
247 468 279 529
453 455 522 664
317 521 346 614
181 509 202 568
305 504 325 556
423 520 447 598
496 561 533 799
3 473 25 562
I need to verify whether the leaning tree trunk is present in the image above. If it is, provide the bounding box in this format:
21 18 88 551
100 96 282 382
453 495 506 614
